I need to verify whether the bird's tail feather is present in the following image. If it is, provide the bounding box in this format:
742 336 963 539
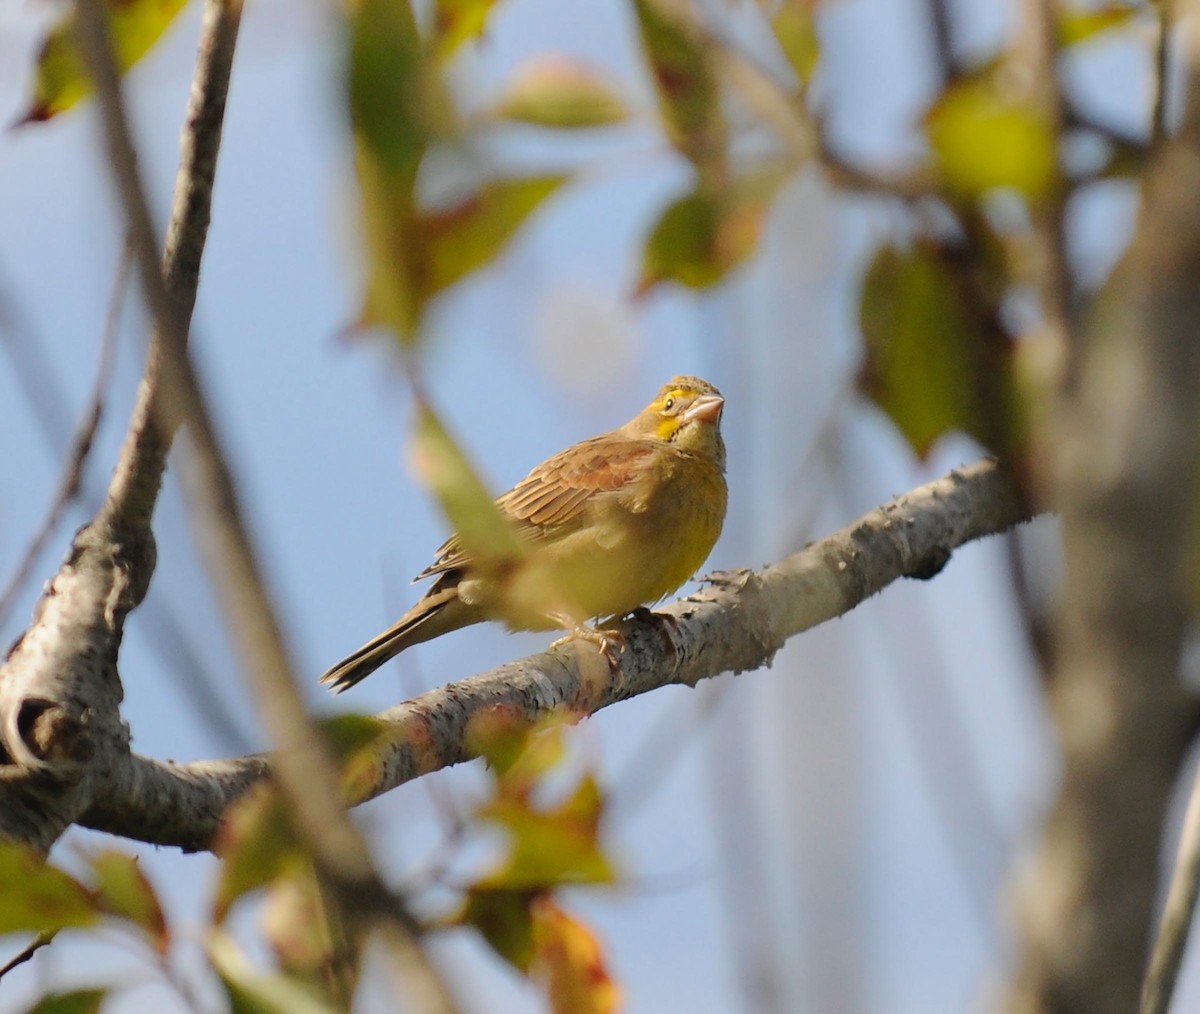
320 586 475 693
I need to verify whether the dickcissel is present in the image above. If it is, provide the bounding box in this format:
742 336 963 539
321 376 727 692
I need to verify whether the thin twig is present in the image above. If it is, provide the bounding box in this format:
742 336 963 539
72 2 458 1008
1019 0 1077 387
1142 755 1200 1014
1153 0 1175 146
0 248 127 627
927 0 957 85
0 931 55 981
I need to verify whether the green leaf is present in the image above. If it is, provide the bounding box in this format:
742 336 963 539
632 0 724 168
348 0 432 344
420 176 566 293
0 844 97 935
18 0 189 124
858 242 1013 457
926 70 1057 200
409 400 527 572
348 0 428 182
638 172 785 294
460 888 537 971
88 850 168 952
493 58 628 129
1058 4 1141 46
212 784 304 923
18 990 108 1014
640 191 722 291
209 930 338 1014
772 3 821 86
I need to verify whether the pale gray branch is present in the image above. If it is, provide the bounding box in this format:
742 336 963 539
0 0 241 848
73 459 1032 849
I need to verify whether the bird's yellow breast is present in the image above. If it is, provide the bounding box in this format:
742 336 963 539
491 448 727 629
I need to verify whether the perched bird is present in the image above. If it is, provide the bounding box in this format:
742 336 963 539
321 376 727 692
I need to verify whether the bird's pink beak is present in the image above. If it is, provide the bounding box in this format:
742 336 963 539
683 393 724 425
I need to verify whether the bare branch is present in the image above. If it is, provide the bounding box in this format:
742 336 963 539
70 3 458 1007
74 459 1033 849
0 0 244 853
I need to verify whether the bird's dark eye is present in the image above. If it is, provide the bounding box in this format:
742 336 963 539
663 397 675 411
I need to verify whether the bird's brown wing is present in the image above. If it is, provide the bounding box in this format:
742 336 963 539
413 435 658 580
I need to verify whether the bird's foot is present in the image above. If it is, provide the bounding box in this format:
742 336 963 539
550 620 627 669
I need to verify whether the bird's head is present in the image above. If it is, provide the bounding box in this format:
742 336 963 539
625 376 726 466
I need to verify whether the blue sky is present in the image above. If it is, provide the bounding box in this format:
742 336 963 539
0 0 1176 1011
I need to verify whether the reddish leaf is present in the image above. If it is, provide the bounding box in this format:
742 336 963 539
632 0 725 169
531 897 621 1014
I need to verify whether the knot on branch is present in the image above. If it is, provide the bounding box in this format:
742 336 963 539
0 696 93 772
903 545 952 581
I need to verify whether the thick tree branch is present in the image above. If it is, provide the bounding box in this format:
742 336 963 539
69 459 1033 850
0 0 241 848
1010 8 1200 1012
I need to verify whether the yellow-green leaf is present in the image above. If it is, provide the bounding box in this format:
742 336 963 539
209 930 338 1014
212 784 304 923
261 871 341 980
420 176 566 294
772 3 821 86
858 242 1014 457
1058 4 1141 46
409 400 526 571
926 72 1057 200
493 58 628 129
356 150 423 343
88 851 168 953
0 844 97 935
18 0 189 124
